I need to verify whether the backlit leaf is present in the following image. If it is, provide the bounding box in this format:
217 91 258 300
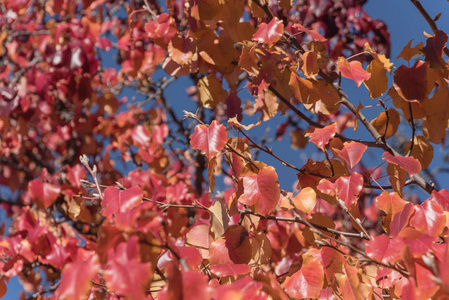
293 187 316 214
375 192 407 233
336 57 371 87
252 17 284 47
167 36 195 66
238 166 280 217
102 185 144 217
208 198 230 240
404 136 434 169
364 59 388 98
250 232 272 265
382 152 421 176
390 202 414 237
393 60 428 102
397 40 424 61
197 74 228 109
430 189 449 211
301 51 319 78
190 120 228 158
387 163 407 196
370 108 400 139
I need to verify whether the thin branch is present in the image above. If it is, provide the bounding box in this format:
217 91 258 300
409 0 449 57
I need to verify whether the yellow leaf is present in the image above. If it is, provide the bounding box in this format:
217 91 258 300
364 42 393 73
387 163 407 196
197 74 228 108
364 59 388 98
404 136 434 169
396 39 424 61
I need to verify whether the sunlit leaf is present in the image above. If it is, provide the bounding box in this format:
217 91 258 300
190 120 228 158
365 234 405 264
382 152 421 176
238 166 280 217
283 254 324 299
292 187 316 214
305 123 337 151
336 57 371 87
252 17 284 47
102 185 144 217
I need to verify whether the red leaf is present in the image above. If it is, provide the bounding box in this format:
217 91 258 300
393 60 428 102
0 280 6 299
190 120 228 158
56 249 100 300
365 234 405 264
293 24 326 42
102 185 144 217
65 164 86 189
317 172 364 207
238 166 280 217
208 226 252 265
309 247 343 283
333 141 367 169
401 278 419 300
382 152 421 176
305 123 337 151
430 189 449 211
252 17 284 47
410 200 446 237
390 202 414 237
209 264 251 279
28 179 61 209
404 234 436 257
422 30 448 69
283 255 324 299
104 236 152 300
336 57 371 87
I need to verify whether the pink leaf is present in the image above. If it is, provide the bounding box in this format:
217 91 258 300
333 141 367 169
293 24 326 42
382 152 422 176
283 256 324 299
102 185 144 217
317 172 364 207
190 120 228 158
28 179 61 209
104 236 152 300
238 166 280 217
56 250 100 300
252 17 284 47
430 189 449 211
209 264 251 279
336 57 371 87
365 234 405 264
305 123 337 151
410 200 446 237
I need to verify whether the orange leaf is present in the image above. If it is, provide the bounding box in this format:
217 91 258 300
364 59 388 98
370 108 400 139
293 187 316 214
301 51 319 78
197 74 228 109
238 166 280 217
404 136 434 169
396 39 424 61
387 163 407 196
336 57 371 87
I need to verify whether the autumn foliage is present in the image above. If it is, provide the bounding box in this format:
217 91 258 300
1 0 449 299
